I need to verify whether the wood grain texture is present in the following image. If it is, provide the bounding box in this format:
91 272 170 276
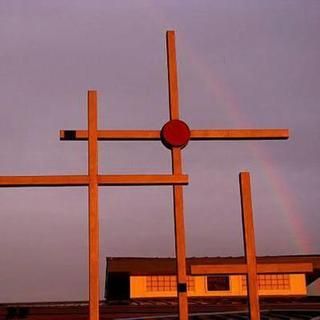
191 262 313 275
88 91 100 320
239 172 260 320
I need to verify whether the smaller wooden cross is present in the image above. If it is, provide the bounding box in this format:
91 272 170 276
191 172 313 320
0 90 188 320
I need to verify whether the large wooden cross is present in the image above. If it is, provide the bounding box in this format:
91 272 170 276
192 172 312 320
0 89 188 320
0 31 289 320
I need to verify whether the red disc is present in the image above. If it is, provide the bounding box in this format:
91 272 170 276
160 119 191 149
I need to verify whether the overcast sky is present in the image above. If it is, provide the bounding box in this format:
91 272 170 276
0 1 320 302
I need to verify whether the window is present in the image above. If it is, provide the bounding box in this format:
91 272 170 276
146 275 195 292
207 276 230 291
241 274 290 290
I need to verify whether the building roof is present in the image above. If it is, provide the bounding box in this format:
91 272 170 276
1 297 320 319
106 255 320 285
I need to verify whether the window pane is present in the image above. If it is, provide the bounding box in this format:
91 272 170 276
207 276 230 291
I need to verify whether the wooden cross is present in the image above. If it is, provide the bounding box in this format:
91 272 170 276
0 31 289 320
0 90 188 320
191 172 313 320
60 32 288 319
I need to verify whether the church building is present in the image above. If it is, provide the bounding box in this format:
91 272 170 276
105 255 320 301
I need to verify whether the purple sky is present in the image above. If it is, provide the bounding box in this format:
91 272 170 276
1 1 320 302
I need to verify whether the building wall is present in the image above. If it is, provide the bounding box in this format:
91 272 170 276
130 274 307 298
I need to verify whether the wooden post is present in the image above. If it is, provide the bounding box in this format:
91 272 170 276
88 90 99 320
239 172 260 320
167 30 189 320
172 149 188 320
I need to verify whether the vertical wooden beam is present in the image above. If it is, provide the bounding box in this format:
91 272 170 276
239 172 260 320
88 90 99 320
172 149 188 320
167 30 180 120
166 30 189 320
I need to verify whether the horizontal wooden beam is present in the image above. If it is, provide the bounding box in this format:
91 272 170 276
0 174 188 187
191 262 313 275
257 263 313 274
192 264 247 275
190 129 289 140
60 130 160 141
98 174 188 186
60 129 289 141
0 175 89 187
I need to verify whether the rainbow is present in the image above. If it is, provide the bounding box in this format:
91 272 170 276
179 39 312 253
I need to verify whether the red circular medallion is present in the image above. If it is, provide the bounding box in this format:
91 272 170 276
160 119 191 149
